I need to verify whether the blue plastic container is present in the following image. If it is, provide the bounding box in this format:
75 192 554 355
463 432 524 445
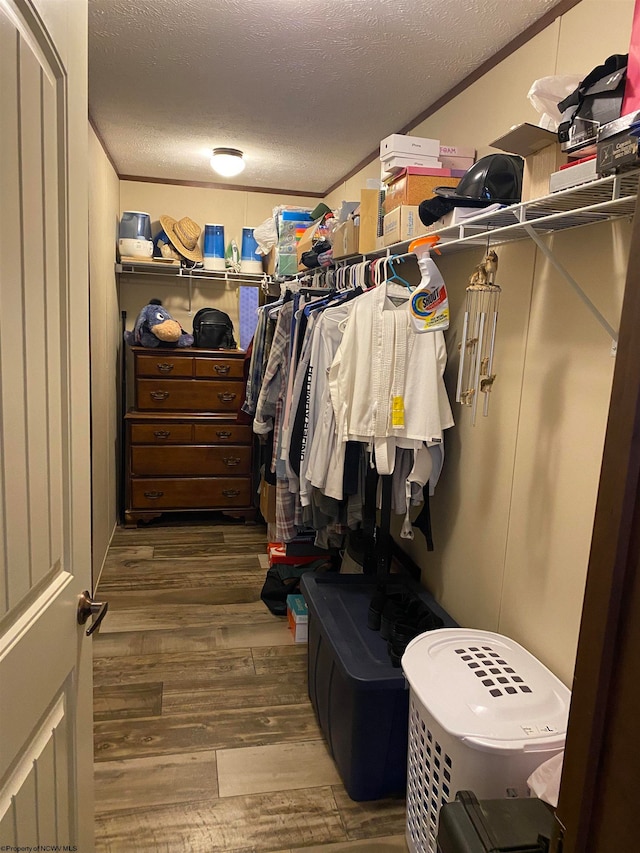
300 573 457 801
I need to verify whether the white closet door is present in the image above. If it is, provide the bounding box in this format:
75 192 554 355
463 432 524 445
0 0 93 849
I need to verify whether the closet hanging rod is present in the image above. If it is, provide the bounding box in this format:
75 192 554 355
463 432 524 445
299 286 333 296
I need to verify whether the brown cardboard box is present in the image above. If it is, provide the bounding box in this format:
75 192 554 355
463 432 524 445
490 123 567 202
358 188 381 254
333 219 360 259
382 205 423 247
262 248 276 276
384 173 460 213
522 143 566 201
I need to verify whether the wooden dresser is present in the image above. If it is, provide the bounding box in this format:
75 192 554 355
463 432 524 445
124 346 256 527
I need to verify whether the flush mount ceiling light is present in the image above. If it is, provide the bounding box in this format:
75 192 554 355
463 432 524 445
210 147 245 177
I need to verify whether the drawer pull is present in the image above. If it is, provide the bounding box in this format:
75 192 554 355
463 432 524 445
217 392 237 403
150 391 170 401
223 456 241 467
153 430 171 439
143 490 164 500
156 363 174 373
222 489 241 498
214 364 231 375
216 430 232 439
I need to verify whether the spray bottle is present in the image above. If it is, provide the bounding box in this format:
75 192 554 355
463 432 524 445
407 235 449 333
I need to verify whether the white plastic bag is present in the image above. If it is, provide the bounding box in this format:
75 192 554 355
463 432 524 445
527 750 564 807
528 75 582 130
252 216 278 256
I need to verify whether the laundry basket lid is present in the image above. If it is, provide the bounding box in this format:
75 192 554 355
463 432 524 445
402 629 570 753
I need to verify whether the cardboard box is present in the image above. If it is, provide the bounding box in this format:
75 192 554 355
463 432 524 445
262 248 276 277
438 155 475 171
260 480 276 523
440 144 476 159
383 169 462 213
381 154 442 171
490 122 567 201
286 594 308 643
268 542 320 566
522 143 566 200
597 131 640 174
380 133 440 159
550 155 598 191
382 205 422 247
422 205 489 232
332 219 360 259
358 188 382 254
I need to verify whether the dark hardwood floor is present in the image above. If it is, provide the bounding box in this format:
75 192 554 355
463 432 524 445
93 519 408 852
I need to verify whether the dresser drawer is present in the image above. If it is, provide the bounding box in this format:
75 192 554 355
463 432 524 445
130 423 193 444
131 446 251 476
135 354 194 378
195 358 244 379
131 478 252 509
193 424 252 444
136 379 243 412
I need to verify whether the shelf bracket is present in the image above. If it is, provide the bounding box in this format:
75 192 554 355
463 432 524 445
523 224 618 343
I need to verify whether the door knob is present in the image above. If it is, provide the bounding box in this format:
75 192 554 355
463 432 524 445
77 590 109 636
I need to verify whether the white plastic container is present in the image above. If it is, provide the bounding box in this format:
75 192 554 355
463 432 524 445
401 628 570 853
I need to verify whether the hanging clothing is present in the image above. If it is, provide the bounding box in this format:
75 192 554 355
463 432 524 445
328 283 454 476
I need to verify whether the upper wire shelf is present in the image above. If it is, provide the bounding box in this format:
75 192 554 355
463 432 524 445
364 170 639 259
115 262 270 287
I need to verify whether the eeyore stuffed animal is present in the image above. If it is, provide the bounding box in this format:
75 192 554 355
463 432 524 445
124 299 194 348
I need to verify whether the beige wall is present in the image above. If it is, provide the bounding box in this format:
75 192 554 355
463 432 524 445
395 219 629 687
118 182 319 336
336 0 634 686
89 127 121 583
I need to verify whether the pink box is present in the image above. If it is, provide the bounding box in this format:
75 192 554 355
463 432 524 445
439 155 475 170
439 144 476 158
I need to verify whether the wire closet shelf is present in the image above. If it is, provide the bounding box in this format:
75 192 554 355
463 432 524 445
412 170 640 256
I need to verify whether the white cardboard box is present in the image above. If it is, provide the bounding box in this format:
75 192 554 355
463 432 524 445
383 205 422 247
381 154 442 171
380 133 440 159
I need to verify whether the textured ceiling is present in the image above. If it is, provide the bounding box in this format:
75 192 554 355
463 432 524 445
88 0 567 194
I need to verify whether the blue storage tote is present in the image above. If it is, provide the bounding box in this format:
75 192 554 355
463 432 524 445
300 573 457 801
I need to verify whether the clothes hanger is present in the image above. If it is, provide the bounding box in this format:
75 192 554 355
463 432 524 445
385 256 413 292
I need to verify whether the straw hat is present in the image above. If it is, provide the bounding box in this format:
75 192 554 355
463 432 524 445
159 215 203 262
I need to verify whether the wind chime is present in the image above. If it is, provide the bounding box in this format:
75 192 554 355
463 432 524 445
456 248 501 426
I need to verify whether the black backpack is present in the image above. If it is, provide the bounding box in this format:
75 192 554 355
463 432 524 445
192 307 237 349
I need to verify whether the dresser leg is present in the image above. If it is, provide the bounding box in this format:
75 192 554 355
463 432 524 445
124 510 163 528
223 509 257 524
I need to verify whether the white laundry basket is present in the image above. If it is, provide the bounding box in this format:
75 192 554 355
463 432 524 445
401 628 570 853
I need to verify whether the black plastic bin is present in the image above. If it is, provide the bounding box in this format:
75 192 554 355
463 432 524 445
300 573 456 801
437 791 555 853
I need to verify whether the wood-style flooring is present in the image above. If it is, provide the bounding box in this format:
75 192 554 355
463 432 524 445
94 519 408 852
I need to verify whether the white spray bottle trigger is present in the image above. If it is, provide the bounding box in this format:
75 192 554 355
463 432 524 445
408 236 450 333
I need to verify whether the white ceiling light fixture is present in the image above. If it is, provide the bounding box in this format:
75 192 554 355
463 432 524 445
210 147 245 177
